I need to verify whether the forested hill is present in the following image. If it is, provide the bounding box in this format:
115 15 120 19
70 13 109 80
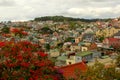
34 16 112 22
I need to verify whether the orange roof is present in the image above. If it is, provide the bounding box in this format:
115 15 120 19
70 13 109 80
58 62 87 79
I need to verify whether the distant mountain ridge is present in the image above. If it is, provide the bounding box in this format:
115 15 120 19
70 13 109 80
34 16 113 22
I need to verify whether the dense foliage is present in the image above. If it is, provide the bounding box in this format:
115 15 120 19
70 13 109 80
1 26 10 34
34 16 111 22
40 27 53 34
75 62 120 80
0 41 63 80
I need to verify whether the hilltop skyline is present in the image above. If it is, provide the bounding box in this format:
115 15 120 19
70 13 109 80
0 0 120 21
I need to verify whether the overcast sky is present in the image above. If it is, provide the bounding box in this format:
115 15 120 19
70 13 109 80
0 0 120 21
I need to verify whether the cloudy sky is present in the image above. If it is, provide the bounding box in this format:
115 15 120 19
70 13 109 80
0 0 120 21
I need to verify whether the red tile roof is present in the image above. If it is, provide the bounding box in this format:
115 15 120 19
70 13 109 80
108 38 120 42
107 38 120 45
58 62 87 79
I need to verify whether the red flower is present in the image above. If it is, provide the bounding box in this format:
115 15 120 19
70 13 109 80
30 70 35 74
29 78 33 80
21 62 30 68
6 63 16 68
33 75 39 80
22 41 31 46
12 71 17 76
38 52 47 57
19 77 24 80
52 76 59 80
0 40 64 80
16 55 23 61
0 42 5 48
39 61 46 67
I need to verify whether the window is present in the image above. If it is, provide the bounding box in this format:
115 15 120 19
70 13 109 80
83 49 86 51
69 62 71 65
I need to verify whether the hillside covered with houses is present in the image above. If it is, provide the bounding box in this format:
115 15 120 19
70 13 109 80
0 16 120 79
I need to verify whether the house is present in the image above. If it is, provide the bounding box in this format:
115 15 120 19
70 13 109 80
57 24 69 30
32 38 39 44
66 53 82 65
84 28 94 34
73 32 79 37
66 51 93 65
76 51 93 62
56 56 67 66
81 46 88 52
0 23 4 28
70 44 81 51
78 42 85 46
96 27 120 37
58 62 87 79
113 31 120 39
75 37 82 43
88 43 97 50
82 33 95 42
103 38 120 48
92 50 102 58
62 42 72 51
39 39 45 44
84 42 91 46
96 43 103 48
78 42 92 50
49 49 60 58
65 51 75 55
53 31 59 37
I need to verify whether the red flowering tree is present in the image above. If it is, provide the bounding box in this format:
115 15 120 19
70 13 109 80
0 41 64 80
10 28 28 37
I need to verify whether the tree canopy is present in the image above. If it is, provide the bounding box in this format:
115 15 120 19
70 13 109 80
0 40 64 80
34 16 111 22
75 62 120 80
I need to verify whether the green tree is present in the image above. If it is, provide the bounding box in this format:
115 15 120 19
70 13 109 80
98 36 105 42
1 25 10 33
57 42 63 48
64 37 74 42
41 27 53 34
45 43 50 51
69 21 77 30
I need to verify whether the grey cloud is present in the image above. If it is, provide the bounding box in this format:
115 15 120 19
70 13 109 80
0 0 16 7
0 0 120 21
